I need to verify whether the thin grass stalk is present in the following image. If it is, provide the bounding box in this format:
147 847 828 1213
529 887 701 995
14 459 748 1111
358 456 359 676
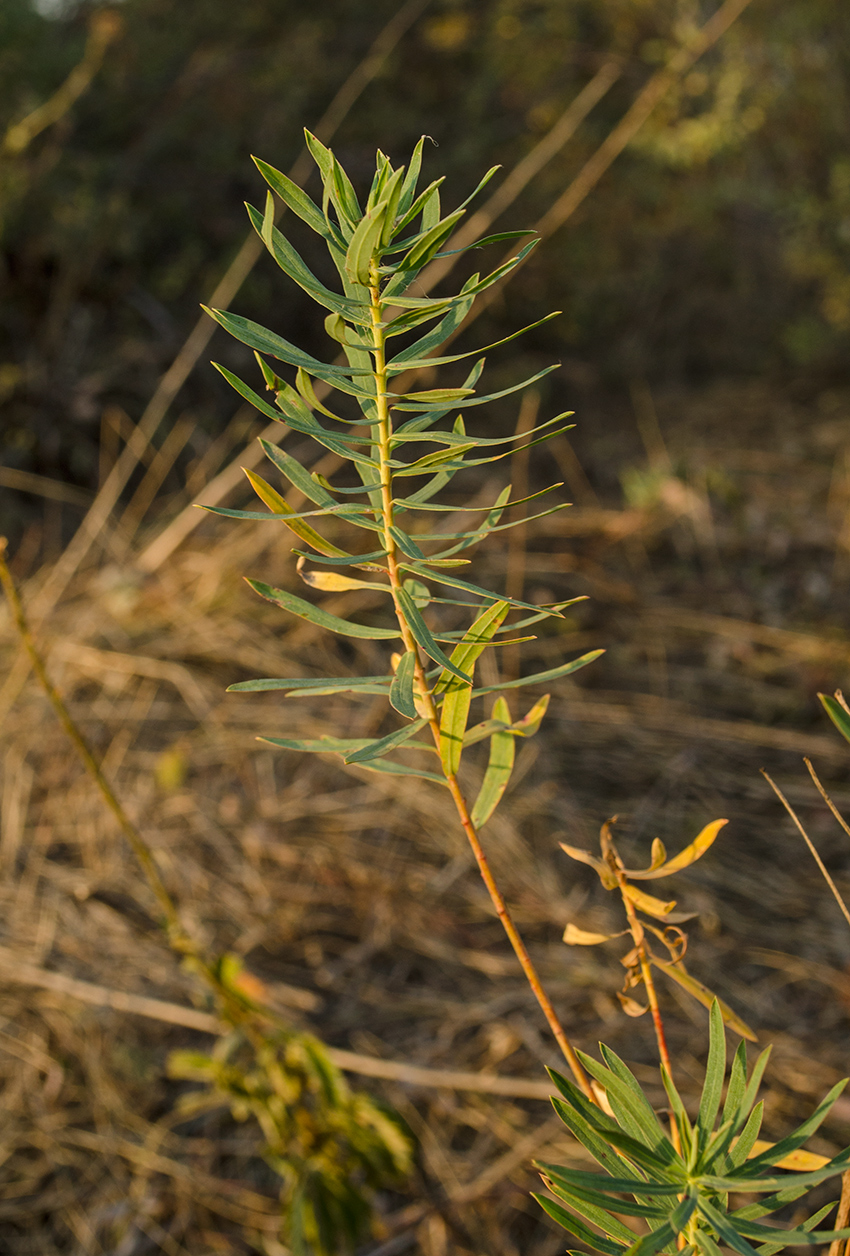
805 756 850 843
761 769 850 931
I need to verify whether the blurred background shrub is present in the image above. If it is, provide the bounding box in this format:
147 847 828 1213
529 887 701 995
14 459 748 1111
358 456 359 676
1 0 849 544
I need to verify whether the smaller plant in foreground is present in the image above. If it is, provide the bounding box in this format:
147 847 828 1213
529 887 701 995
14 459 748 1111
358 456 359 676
169 966 410 1256
561 817 755 1075
537 1000 850 1256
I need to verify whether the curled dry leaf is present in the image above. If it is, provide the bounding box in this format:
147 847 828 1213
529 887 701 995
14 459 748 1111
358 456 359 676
616 992 649 1017
622 818 728 881
562 923 627 946
622 883 677 919
559 841 617 890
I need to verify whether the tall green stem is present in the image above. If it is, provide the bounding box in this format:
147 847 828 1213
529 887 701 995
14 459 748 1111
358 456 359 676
367 270 595 1103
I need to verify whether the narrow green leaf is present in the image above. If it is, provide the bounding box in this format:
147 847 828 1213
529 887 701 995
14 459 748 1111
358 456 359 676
391 443 477 476
260 440 336 507
699 1154 850 1193
389 526 425 560
576 1051 676 1162
434 228 534 256
542 1173 667 1220
391 364 559 412
324 312 348 343
344 719 428 765
437 601 511 694
699 1197 761 1256
736 1219 850 1246
243 469 349 558
205 307 370 377
380 167 405 246
472 651 605 696
660 1063 694 1163
396 588 471 683
545 1181 656 1244
392 177 445 238
401 564 559 615
385 278 476 352
385 310 560 371
439 676 471 776
471 696 515 827
740 1047 772 1120
389 651 418 719
212 361 286 421
396 209 465 273
252 156 336 240
260 735 375 755
247 580 400 640
744 1080 848 1172
227 675 390 694
352 758 448 785
397 135 426 215
296 367 346 421
345 199 389 286
531 1194 627 1256
402 577 430 609
331 152 362 223
247 202 367 322
723 1039 748 1127
541 1165 682 1197
820 692 850 746
544 1097 628 1177
698 1000 727 1141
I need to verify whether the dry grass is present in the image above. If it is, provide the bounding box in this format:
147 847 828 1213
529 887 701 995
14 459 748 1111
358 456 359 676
3 378 850 1253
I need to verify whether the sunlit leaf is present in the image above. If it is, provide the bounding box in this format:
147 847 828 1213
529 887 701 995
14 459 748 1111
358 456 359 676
651 956 757 1041
344 719 429 765
243 470 350 558
389 651 418 719
559 842 618 890
563 924 626 946
227 675 390 694
622 884 678 919
296 557 390 595
470 696 515 828
627 820 728 881
820 691 850 747
247 580 400 640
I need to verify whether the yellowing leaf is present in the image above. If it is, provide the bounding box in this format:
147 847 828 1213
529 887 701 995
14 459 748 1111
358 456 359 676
243 469 349 558
747 1140 830 1171
651 956 757 1041
563 923 626 946
628 819 728 881
470 696 515 828
617 993 649 1018
512 693 550 738
296 556 390 595
622 883 677 919
621 837 667 878
559 842 618 890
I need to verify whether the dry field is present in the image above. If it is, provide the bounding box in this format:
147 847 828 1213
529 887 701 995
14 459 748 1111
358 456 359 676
2 378 850 1254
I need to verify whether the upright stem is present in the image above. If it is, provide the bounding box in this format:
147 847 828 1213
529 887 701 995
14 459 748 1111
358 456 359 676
367 272 596 1104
